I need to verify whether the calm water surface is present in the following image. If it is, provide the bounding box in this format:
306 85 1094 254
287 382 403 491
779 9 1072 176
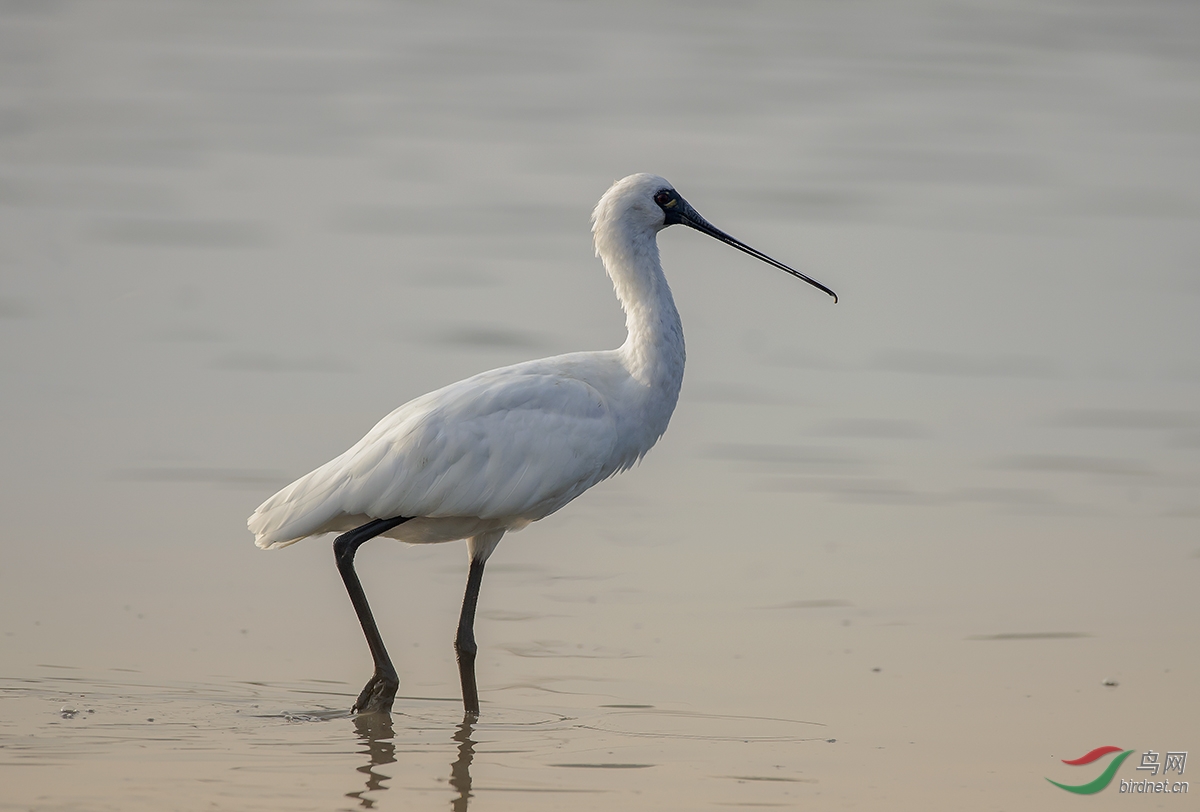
1 1 1198 809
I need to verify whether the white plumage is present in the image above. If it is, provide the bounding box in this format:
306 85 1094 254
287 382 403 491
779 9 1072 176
248 173 835 716
251 359 639 547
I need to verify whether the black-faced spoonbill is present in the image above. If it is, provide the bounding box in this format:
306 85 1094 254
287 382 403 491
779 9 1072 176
248 173 837 717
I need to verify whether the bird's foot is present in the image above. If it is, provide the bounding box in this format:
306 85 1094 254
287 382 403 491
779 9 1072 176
352 671 399 715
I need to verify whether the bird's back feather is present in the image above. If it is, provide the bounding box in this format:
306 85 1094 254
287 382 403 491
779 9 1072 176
248 357 622 549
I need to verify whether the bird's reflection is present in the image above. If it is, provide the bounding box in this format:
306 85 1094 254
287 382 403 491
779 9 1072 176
449 717 476 812
344 712 477 811
346 713 396 809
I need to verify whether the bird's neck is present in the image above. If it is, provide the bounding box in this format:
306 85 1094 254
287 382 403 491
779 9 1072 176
597 223 686 395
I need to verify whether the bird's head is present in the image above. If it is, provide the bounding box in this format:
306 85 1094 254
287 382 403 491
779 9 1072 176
592 173 838 303
591 173 678 235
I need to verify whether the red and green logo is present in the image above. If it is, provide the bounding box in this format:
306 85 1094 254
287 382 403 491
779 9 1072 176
1047 746 1135 794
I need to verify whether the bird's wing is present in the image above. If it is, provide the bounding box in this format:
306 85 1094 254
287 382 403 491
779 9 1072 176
248 366 619 547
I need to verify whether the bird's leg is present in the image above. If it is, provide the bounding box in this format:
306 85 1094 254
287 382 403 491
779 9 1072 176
454 557 487 717
333 516 411 715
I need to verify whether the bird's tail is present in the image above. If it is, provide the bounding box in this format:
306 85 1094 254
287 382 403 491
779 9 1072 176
248 463 346 549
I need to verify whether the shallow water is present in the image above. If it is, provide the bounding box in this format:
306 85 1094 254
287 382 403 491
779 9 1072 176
2 1 1198 809
5 673 835 811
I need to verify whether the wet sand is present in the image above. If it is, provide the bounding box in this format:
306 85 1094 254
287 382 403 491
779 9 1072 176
2 1 1198 809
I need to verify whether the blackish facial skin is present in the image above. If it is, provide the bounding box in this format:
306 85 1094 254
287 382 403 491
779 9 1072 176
652 187 839 303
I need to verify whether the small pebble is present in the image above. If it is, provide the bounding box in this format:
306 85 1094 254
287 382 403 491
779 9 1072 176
59 707 78 719
1102 678 1118 687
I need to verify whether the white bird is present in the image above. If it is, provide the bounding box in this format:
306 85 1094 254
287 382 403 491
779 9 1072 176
248 173 836 717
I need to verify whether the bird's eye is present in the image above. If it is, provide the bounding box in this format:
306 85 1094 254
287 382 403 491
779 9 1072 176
654 190 673 206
